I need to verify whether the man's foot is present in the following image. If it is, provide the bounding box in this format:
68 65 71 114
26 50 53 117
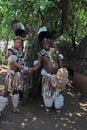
45 107 51 112
10 107 23 114
55 109 61 114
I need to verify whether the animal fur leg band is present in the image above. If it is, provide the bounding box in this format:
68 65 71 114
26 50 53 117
11 94 19 108
0 96 8 111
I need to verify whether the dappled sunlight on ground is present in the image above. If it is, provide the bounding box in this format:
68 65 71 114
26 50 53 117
0 69 87 130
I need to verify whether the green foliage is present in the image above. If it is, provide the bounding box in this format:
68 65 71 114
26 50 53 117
0 0 87 44
65 0 87 43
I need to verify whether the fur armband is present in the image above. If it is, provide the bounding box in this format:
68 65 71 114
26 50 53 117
58 53 64 60
7 55 17 63
34 60 38 66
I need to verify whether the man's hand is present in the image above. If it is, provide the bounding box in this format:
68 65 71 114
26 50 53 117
28 68 33 73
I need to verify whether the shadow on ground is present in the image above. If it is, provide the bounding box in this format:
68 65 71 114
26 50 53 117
0 69 87 130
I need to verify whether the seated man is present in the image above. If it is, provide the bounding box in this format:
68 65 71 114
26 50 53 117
29 26 68 113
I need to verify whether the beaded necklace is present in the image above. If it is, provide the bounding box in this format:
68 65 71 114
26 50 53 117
40 48 56 60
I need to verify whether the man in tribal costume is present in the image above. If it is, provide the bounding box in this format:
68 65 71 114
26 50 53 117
4 36 29 114
29 26 68 113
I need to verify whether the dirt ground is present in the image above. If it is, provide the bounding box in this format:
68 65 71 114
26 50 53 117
0 68 87 130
